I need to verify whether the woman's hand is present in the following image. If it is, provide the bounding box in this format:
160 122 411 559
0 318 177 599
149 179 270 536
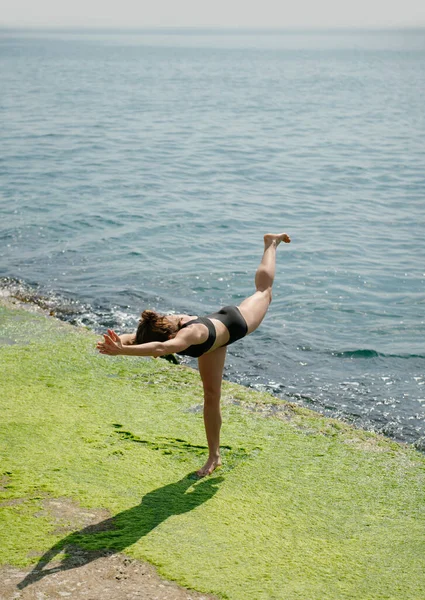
96 329 124 355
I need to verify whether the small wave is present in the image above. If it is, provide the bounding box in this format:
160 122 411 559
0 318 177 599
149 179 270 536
330 349 425 360
332 349 382 358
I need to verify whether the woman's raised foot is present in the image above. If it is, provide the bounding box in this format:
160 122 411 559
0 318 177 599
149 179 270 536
264 233 291 247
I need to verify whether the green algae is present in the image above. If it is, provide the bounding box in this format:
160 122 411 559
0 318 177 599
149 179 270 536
1 305 425 599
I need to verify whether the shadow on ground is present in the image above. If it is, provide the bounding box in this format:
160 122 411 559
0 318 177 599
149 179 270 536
18 473 223 590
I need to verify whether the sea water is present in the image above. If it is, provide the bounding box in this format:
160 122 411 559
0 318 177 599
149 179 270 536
1 28 424 447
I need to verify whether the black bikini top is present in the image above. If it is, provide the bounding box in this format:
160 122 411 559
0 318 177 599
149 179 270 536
176 316 216 358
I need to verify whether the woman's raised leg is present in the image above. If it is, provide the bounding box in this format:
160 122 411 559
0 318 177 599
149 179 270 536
197 346 227 477
238 233 290 334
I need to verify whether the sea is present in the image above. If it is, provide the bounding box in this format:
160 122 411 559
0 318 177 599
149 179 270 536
1 28 424 449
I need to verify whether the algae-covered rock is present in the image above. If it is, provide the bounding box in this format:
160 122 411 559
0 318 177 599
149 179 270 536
1 305 424 599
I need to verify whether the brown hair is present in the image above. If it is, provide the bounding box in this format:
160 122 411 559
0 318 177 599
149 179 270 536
135 310 179 345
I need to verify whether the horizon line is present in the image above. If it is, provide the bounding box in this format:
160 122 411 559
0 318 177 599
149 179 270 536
1 24 425 34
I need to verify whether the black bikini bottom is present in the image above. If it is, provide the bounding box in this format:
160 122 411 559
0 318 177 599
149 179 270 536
208 305 248 346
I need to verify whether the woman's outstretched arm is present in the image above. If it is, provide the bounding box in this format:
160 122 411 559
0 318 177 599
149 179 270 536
97 329 191 358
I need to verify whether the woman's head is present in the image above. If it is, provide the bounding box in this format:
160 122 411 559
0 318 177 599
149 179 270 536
135 310 180 344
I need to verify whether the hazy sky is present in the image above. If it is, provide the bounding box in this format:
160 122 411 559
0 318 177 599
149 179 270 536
1 0 425 29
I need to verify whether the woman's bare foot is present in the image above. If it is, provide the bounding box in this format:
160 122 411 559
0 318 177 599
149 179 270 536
264 233 291 248
196 455 222 478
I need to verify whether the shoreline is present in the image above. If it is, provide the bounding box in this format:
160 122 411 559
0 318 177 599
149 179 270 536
0 291 419 452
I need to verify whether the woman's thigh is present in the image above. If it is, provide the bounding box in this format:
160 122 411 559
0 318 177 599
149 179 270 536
198 346 227 397
237 290 271 335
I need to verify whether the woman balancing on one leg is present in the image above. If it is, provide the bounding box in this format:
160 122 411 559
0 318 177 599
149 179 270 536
97 233 291 476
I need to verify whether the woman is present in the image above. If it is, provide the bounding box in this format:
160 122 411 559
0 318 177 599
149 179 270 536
97 232 291 476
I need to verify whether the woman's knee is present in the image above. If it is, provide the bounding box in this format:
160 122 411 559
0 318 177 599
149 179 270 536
257 287 272 306
203 388 221 404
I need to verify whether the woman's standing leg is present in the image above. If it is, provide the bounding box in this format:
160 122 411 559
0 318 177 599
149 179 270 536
197 346 227 477
238 233 290 333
